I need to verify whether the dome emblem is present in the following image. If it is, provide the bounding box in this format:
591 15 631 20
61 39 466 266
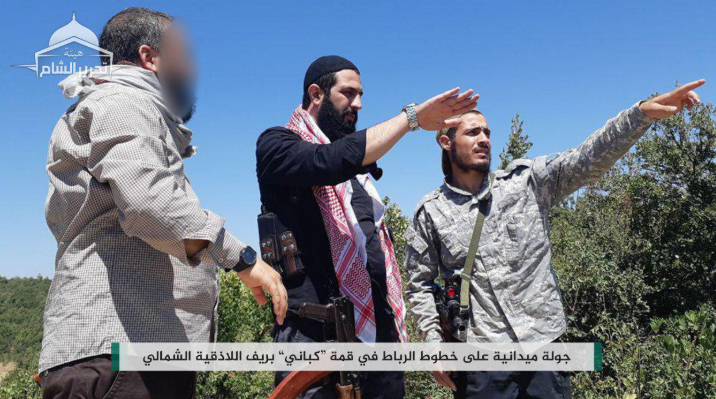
48 12 100 48
12 12 113 79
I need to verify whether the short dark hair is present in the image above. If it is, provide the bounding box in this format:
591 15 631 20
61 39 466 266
445 110 483 140
302 72 337 109
440 110 484 176
99 7 173 66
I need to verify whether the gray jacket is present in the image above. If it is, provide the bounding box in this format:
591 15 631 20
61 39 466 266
405 102 654 343
40 66 246 372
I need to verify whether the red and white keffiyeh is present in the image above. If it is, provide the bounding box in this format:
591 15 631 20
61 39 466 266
286 106 408 343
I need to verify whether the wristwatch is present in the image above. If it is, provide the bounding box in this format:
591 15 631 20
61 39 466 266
402 103 420 131
231 246 257 273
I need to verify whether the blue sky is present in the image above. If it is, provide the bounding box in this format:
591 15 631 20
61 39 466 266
1 0 714 277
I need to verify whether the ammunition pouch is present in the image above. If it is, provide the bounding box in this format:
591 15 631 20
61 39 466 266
258 211 305 281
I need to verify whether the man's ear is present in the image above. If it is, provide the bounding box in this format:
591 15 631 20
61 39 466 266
307 84 324 106
138 44 159 72
438 134 452 152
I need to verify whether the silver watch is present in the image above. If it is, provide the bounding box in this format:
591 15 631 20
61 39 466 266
402 103 419 131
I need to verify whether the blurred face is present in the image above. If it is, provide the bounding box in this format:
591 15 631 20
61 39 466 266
445 112 491 174
315 69 363 141
156 23 197 122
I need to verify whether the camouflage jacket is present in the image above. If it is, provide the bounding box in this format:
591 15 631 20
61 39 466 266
405 102 654 343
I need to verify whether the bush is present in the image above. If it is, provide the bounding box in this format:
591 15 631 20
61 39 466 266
196 271 274 399
0 368 41 399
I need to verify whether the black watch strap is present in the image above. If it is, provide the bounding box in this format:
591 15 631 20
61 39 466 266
231 246 257 273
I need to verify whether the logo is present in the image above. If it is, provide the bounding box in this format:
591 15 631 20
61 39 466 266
12 12 113 78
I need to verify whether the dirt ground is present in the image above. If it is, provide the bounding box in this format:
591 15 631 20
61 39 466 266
0 362 17 384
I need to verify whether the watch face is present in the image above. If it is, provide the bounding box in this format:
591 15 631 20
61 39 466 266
242 246 257 266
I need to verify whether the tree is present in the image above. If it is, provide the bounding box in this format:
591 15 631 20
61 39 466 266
499 113 533 169
552 102 716 398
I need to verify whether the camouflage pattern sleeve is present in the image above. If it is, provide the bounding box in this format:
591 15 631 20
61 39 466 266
531 102 655 207
405 205 444 343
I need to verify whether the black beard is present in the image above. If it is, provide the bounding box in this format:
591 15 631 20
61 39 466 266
450 144 491 174
316 96 357 142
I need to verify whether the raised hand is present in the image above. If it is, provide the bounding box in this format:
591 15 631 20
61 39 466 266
640 79 706 120
417 87 479 131
237 259 288 325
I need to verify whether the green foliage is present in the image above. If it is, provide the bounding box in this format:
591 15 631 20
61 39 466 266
0 277 51 369
404 370 452 399
384 196 410 267
644 305 716 398
552 103 716 399
628 106 716 315
196 271 274 399
0 276 48 399
0 368 41 399
499 113 532 169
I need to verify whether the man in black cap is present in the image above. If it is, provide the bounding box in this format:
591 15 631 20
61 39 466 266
255 55 478 398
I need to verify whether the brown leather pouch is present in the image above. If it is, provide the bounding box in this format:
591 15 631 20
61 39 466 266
257 211 305 281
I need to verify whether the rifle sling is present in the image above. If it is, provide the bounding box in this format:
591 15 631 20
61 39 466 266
459 173 494 309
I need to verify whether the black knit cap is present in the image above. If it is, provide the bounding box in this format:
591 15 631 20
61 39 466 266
303 55 359 92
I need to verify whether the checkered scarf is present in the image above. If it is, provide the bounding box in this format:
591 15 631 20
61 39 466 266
286 106 408 343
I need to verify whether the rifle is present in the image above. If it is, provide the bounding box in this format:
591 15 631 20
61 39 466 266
269 296 361 399
433 279 469 342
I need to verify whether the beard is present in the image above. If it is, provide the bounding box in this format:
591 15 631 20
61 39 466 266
450 144 491 174
160 72 196 123
315 96 358 142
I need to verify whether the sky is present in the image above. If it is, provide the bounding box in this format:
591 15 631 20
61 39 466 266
0 0 714 278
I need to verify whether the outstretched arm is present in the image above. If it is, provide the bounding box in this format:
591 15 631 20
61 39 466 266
532 79 705 207
258 88 479 187
363 88 479 165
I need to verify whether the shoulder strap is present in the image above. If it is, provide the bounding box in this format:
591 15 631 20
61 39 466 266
459 173 494 308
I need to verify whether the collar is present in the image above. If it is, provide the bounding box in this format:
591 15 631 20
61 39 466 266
59 65 196 158
443 173 493 202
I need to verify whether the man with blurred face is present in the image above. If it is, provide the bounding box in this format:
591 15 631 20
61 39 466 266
256 55 478 398
40 8 287 398
405 80 705 399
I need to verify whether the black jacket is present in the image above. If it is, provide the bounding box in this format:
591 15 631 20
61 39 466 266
255 126 396 342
